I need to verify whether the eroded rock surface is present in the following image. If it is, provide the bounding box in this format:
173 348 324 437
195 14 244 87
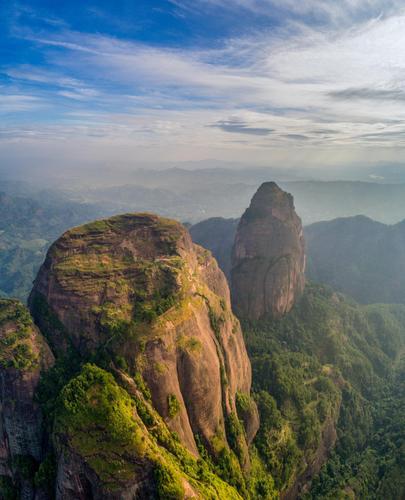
29 213 258 464
0 299 54 498
231 182 305 320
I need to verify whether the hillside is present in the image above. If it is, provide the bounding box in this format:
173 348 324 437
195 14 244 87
227 183 405 498
245 284 405 498
305 216 405 304
191 214 405 306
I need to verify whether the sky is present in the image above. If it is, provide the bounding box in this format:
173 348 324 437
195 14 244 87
2 0 405 174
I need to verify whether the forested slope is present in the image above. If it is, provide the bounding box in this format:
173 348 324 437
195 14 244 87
245 284 405 498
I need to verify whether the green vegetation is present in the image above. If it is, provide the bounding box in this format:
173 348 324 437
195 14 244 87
209 431 248 496
54 364 148 490
52 363 244 498
243 283 405 498
177 334 202 353
0 476 17 500
34 453 56 494
236 391 253 413
0 299 39 371
307 353 405 499
167 394 181 418
35 347 82 423
207 300 225 341
154 463 185 499
132 284 179 324
0 190 105 301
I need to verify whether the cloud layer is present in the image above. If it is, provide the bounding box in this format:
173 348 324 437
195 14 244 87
2 1 405 170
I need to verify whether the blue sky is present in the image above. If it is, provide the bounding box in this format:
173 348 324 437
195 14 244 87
2 0 405 172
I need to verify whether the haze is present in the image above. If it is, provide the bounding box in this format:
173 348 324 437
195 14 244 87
2 0 405 181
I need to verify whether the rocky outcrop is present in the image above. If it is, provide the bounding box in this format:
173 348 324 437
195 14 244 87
29 213 258 472
231 182 305 320
0 299 54 498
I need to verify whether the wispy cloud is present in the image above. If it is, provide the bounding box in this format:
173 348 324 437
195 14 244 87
6 66 85 88
0 94 44 112
170 0 405 27
210 118 273 135
2 1 405 167
329 87 405 102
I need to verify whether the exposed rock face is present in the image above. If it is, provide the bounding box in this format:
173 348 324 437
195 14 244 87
0 299 54 497
231 182 305 320
29 213 258 465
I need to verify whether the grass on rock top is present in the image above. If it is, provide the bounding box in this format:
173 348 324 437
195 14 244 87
57 213 186 253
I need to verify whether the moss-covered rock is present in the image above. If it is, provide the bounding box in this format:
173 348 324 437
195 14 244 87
54 363 244 499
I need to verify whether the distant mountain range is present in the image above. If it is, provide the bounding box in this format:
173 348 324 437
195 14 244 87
191 214 405 305
4 169 405 224
75 176 405 225
306 215 405 304
3 174 405 302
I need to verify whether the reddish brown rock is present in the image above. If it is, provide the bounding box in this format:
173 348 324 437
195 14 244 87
29 213 258 461
231 182 305 320
0 299 54 497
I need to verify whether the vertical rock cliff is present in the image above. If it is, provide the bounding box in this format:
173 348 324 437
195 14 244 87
231 182 305 320
28 213 259 497
0 299 54 498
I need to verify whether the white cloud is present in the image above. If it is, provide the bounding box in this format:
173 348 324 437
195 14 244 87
6 66 84 87
0 94 44 112
170 0 405 27
4 2 405 166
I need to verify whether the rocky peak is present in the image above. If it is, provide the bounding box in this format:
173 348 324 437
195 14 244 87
29 213 258 485
231 182 305 320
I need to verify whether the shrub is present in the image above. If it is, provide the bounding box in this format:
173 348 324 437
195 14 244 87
154 463 185 500
168 394 181 418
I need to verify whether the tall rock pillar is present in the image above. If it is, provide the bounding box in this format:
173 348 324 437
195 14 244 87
231 182 305 320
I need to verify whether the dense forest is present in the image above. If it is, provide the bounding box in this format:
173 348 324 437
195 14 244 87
245 284 405 498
